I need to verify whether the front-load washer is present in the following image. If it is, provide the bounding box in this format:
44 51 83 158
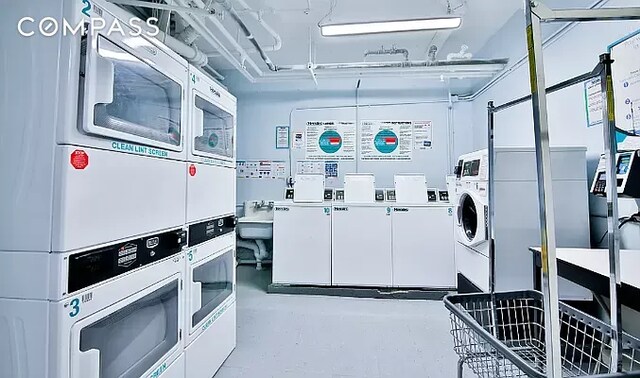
0 228 187 378
1 0 189 254
184 230 236 378
186 65 236 224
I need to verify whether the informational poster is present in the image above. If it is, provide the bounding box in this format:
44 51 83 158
275 126 290 149
610 30 640 150
293 132 305 150
413 120 433 150
305 121 356 160
360 120 413 161
237 160 287 179
584 77 603 128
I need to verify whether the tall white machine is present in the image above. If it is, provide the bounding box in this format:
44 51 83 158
454 147 591 299
184 65 237 378
0 0 190 377
272 175 332 285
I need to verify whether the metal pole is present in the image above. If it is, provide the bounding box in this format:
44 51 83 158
487 102 500 374
525 2 563 377
599 53 623 373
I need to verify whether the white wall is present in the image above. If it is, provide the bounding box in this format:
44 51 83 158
470 0 640 246
235 90 473 203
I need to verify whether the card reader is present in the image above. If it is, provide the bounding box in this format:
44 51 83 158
591 150 640 198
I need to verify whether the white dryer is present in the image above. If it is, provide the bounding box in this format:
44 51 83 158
0 229 187 378
2 0 189 254
186 65 236 224
184 222 237 378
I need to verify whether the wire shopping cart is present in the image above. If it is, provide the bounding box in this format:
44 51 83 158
444 290 640 378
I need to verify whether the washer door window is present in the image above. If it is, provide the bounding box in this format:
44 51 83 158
191 93 235 162
457 192 487 246
81 14 185 151
191 248 234 329
73 279 180 378
459 193 477 241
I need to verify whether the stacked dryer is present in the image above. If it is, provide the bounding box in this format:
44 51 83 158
183 65 238 378
1 1 196 377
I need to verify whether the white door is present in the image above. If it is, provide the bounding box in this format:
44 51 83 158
187 247 235 336
70 276 181 378
392 207 456 288
190 90 235 164
80 9 186 151
332 206 392 286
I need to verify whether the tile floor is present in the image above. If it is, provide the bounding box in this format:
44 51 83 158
214 265 472 378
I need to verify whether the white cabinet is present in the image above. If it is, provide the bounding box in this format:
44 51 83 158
392 206 456 288
332 206 392 286
272 204 332 285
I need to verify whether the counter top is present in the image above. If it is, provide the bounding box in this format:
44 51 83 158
529 247 640 310
274 201 452 208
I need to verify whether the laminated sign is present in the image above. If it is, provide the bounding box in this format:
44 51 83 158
305 121 356 160
360 120 413 161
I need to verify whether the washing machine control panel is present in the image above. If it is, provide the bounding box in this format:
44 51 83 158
375 189 385 202
427 189 438 202
386 189 396 202
324 189 334 201
335 189 345 201
439 190 449 202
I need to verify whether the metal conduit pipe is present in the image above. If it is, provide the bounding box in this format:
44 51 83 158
215 0 281 71
277 58 508 71
233 0 282 51
364 46 409 61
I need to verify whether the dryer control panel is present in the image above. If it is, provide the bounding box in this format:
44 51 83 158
591 150 640 198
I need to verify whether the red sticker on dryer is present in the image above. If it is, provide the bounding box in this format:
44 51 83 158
70 150 89 170
189 164 197 177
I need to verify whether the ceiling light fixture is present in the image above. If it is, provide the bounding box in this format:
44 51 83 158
320 17 462 37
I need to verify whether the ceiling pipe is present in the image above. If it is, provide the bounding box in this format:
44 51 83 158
107 0 218 17
157 31 209 67
215 0 281 71
170 0 261 81
233 0 282 52
277 58 507 71
364 45 409 62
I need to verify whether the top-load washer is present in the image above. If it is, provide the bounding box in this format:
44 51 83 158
2 0 189 254
186 65 236 224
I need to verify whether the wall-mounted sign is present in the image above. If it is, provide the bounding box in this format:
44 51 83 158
413 120 433 150
237 160 287 179
276 126 290 149
360 120 413 161
584 77 603 128
305 121 356 160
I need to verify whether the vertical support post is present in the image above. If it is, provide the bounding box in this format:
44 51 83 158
487 102 500 367
524 1 563 377
599 53 623 373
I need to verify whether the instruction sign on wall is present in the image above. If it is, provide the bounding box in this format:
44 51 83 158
413 120 433 150
610 29 640 149
584 77 603 128
237 160 287 179
305 121 356 160
360 120 413 161
275 126 290 149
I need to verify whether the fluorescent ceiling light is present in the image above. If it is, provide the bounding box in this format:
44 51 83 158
321 17 462 37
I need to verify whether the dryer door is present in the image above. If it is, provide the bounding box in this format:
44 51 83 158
457 191 487 247
80 9 186 151
187 244 235 339
69 276 182 378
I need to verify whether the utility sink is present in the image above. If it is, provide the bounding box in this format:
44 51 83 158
237 217 273 239
237 200 274 239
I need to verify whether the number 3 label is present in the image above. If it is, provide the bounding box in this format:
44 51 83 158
69 298 80 318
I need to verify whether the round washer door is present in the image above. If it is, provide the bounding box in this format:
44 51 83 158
456 190 487 247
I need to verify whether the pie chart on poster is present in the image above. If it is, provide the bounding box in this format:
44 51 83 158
319 130 342 153
374 130 398 154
